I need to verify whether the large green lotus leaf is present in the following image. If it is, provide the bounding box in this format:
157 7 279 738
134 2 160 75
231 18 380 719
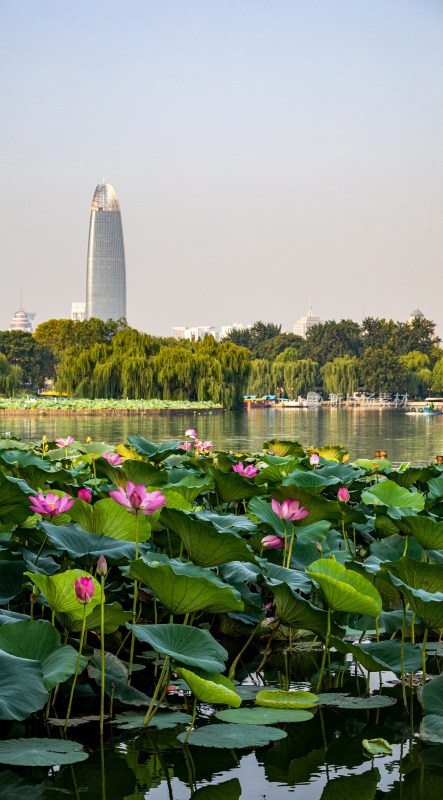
220 560 264 585
25 569 102 628
0 609 30 625
320 768 380 800
190 778 242 800
317 693 396 709
306 445 349 462
0 473 33 525
0 438 31 451
69 497 151 543
361 480 425 510
418 672 443 716
60 601 132 634
420 715 443 744
399 516 443 550
177 723 287 748
386 466 434 489
382 556 443 593
426 476 443 502
0 651 48 719
127 434 182 462
195 508 257 533
248 496 285 535
160 508 256 567
154 487 192 511
307 559 382 617
166 474 215 503
266 582 344 638
216 707 313 724
111 710 192 729
255 461 300 485
282 469 340 493
364 536 423 575
87 650 153 706
328 636 423 677
123 459 167 487
295 520 332 546
255 689 318 709
0 738 88 766
173 665 241 707
207 466 263 502
38 520 140 563
389 580 443 630
129 555 243 614
316 463 364 483
270 487 341 525
0 561 26 604
264 561 312 593
0 619 85 690
263 439 305 457
127 623 228 672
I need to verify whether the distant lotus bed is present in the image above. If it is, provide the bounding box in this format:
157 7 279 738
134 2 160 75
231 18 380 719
0 397 224 414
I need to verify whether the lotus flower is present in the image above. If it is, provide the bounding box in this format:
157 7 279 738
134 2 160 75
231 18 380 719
185 429 197 438
109 482 167 515
29 491 75 518
75 576 95 604
55 436 74 448
178 441 193 452
337 487 350 503
271 498 310 522
310 454 320 466
78 488 92 503
103 452 122 466
265 601 275 622
232 461 259 478
262 535 286 549
196 440 213 453
96 555 108 577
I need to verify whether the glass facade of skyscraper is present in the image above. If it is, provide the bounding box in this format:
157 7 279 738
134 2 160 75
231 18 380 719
86 183 126 321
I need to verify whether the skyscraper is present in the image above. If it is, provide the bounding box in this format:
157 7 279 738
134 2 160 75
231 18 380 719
86 183 126 321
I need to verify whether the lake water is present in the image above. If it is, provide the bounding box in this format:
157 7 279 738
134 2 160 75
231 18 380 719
3 408 443 464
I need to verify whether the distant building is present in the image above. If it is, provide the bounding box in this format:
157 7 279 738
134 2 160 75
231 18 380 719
71 302 86 322
293 301 323 339
172 325 218 342
219 323 252 339
9 298 35 333
86 182 126 322
408 307 425 324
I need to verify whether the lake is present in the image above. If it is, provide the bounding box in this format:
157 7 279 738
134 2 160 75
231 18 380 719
3 408 443 464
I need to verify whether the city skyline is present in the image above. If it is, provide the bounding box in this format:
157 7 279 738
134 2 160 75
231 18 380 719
1 2 442 335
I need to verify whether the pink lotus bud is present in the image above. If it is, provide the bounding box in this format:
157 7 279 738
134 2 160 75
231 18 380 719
75 576 95 604
78 488 92 503
310 453 320 466
96 555 108 577
315 541 322 553
55 436 74 448
178 441 193 452
185 429 197 438
262 535 286 549
337 487 350 503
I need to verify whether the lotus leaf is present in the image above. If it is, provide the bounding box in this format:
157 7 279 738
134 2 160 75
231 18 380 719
127 434 182 462
173 665 242 706
25 569 102 628
362 738 393 755
328 636 422 676
386 574 443 630
38 520 142 563
0 473 32 525
271 486 341 524
177 722 287 747
264 561 312 593
195 508 257 533
307 559 382 618
418 672 443 716
128 623 228 672
282 469 340 492
160 508 256 566
317 693 396 709
216 707 313 724
111 710 192 729
420 715 443 744
256 689 318 709
0 651 48 720
266 582 344 638
399 516 443 550
88 651 152 706
263 439 305 457
0 738 88 766
0 561 26 604
69 497 151 542
361 480 424 510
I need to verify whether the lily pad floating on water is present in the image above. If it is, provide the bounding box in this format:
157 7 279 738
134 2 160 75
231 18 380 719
317 693 396 709
177 723 287 748
111 710 193 730
0 738 88 766
255 689 318 709
362 738 393 756
216 707 313 724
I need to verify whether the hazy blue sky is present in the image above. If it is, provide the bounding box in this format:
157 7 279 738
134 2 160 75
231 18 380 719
1 0 442 335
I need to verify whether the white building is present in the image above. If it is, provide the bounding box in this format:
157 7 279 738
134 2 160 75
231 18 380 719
293 302 323 339
408 307 425 324
71 302 86 322
219 323 252 339
9 298 35 333
172 325 218 342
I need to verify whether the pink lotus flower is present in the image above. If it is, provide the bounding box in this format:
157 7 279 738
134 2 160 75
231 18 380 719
29 491 75 518
196 440 213 453
75 576 95 604
103 452 122 466
310 454 320 466
232 461 259 479
185 429 197 439
178 441 193 452
96 555 108 577
271 498 310 522
262 535 286 549
78 488 92 503
337 487 350 503
56 436 74 448
109 482 167 515
265 601 275 622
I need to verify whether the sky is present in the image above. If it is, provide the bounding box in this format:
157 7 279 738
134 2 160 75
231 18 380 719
1 0 442 336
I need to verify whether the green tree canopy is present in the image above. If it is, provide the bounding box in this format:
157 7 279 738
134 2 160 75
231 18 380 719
301 320 362 365
0 354 22 395
0 331 54 388
360 347 408 394
321 357 360 396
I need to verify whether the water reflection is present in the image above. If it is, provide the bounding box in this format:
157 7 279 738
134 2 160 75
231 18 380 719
3 408 443 463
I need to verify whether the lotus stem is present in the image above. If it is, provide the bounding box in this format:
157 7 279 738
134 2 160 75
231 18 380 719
100 573 105 736
33 535 47 566
283 522 288 566
127 510 140 683
341 518 348 552
422 628 428 685
228 616 264 682
286 524 296 567
403 537 409 558
400 602 408 711
143 655 170 727
410 611 416 692
316 608 331 692
184 696 197 744
64 604 87 731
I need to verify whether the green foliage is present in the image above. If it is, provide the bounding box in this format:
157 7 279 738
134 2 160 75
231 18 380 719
301 320 363 365
321 357 360 395
0 330 54 388
0 353 21 395
359 347 408 393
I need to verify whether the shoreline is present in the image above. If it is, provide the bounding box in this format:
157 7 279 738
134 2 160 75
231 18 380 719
0 407 225 417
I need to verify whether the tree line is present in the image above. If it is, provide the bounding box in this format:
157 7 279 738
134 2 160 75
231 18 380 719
0 314 441 406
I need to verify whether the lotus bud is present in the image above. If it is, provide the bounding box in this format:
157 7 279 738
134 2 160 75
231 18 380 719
96 555 108 577
32 584 40 596
78 488 92 503
86 436 92 443
310 453 320 466
337 487 350 503
315 541 322 553
75 576 95 604
262 535 286 550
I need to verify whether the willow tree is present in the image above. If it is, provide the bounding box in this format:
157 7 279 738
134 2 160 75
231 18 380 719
0 354 21 395
432 358 443 392
400 351 433 398
272 359 319 398
320 357 360 396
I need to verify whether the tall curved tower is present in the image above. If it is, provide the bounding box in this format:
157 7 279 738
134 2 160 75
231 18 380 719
86 183 126 321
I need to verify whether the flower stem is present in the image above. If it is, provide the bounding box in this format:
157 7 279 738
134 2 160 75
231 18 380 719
143 655 170 727
316 608 331 692
422 628 428 685
128 511 140 683
100 573 105 736
286 524 296 567
184 696 197 744
64 605 87 731
283 522 287 566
